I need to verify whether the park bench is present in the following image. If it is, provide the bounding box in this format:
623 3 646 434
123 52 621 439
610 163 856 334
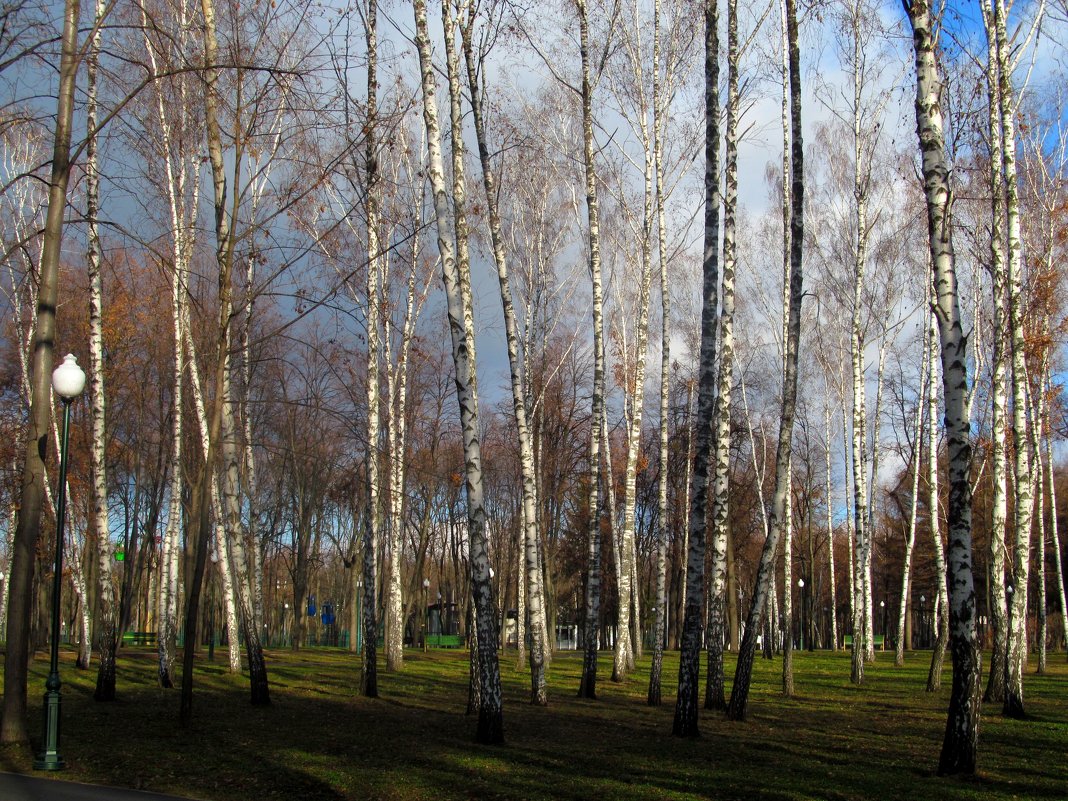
428 634 463 648
843 635 885 650
122 631 158 647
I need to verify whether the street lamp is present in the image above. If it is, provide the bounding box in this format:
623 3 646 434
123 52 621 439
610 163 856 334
356 579 363 653
879 600 886 649
797 577 805 651
422 578 430 653
35 354 85 772
919 595 926 648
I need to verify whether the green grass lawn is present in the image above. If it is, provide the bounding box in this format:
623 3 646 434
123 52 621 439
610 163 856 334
0 645 1065 800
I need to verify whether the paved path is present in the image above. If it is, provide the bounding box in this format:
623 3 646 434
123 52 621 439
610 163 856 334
0 772 199 801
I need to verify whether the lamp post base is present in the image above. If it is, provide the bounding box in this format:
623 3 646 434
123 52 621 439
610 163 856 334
33 684 64 771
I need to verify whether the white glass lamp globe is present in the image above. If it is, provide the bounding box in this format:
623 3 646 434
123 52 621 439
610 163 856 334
52 354 86 400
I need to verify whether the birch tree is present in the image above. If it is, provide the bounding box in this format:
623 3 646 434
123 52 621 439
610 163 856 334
413 0 503 743
672 0 718 736
904 0 981 775
726 0 803 723
361 0 382 696
85 0 119 702
459 0 548 705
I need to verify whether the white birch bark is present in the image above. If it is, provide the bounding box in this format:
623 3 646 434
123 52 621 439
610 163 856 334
459 1 547 704
727 0 803 723
575 0 609 701
413 0 503 742
926 305 949 692
905 0 981 773
824 403 839 651
777 0 795 698
673 0 719 736
994 0 1035 718
647 0 672 703
360 0 382 697
85 0 120 701
137 0 199 689
895 300 930 667
181 312 241 674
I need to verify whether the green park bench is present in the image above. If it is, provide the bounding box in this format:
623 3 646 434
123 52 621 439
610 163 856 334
121 631 158 647
428 634 463 648
843 635 885 650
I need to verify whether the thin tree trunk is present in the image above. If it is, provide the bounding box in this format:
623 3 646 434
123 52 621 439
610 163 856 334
727 0 803 723
825 404 839 652
361 0 381 699
905 0 982 774
995 0 1034 720
1044 371 1068 661
981 0 1010 703
896 300 930 667
86 0 118 701
459 3 547 705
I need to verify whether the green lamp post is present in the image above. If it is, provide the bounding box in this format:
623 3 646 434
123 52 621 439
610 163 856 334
35 354 85 771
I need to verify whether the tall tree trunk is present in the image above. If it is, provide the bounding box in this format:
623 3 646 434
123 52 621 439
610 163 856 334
727 0 803 723
648 0 671 692
1043 370 1068 661
459 4 547 706
705 0 739 712
824 404 839 651
895 300 930 666
776 0 795 700
1 0 82 745
413 0 503 743
995 0 1034 720
981 0 1009 703
576 0 608 701
361 0 382 698
671 0 719 738
904 0 981 775
86 0 118 702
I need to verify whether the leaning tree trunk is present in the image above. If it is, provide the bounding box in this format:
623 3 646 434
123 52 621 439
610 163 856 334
704 0 738 712
414 0 503 743
1 0 81 746
459 4 547 706
905 0 982 775
672 0 720 738
726 0 803 724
